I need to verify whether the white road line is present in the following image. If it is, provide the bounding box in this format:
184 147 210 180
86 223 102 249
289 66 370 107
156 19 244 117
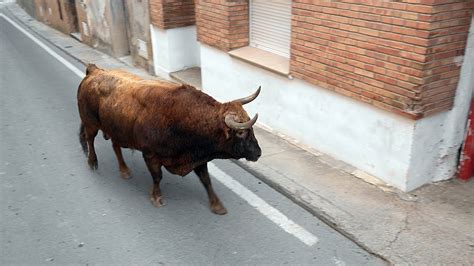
0 13 85 78
209 163 319 246
2 13 319 247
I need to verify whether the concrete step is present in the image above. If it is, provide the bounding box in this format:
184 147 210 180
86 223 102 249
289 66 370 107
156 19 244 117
170 67 202 90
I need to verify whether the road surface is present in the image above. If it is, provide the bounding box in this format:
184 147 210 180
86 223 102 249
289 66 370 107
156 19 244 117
0 10 384 265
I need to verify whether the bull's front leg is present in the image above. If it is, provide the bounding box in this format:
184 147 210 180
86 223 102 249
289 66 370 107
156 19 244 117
143 152 164 208
194 163 227 215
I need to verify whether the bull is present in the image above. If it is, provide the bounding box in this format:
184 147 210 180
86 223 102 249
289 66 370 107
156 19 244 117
77 64 262 215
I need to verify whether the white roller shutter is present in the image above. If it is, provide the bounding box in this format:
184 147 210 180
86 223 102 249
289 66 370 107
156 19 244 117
250 0 292 58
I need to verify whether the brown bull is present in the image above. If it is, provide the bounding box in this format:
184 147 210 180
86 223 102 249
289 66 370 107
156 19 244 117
77 64 262 214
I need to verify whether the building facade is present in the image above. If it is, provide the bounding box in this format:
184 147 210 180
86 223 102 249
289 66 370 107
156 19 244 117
21 0 474 191
150 0 473 191
149 0 200 74
30 0 78 35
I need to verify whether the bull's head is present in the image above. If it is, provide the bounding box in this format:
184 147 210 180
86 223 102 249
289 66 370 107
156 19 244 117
223 87 262 162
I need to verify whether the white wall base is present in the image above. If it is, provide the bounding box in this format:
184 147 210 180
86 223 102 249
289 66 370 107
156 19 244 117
150 25 200 74
200 44 414 190
407 16 474 189
199 20 473 191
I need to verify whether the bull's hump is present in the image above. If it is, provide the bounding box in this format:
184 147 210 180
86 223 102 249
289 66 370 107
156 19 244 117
106 70 180 89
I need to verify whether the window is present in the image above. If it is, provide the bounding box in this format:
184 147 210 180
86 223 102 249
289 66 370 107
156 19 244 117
249 0 292 58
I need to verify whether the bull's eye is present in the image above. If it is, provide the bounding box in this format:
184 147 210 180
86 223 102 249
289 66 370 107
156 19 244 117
236 130 248 139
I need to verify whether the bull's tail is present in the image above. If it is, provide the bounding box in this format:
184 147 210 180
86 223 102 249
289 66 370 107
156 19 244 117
79 123 88 155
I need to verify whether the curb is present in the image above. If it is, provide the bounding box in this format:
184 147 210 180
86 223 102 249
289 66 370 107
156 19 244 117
233 160 390 264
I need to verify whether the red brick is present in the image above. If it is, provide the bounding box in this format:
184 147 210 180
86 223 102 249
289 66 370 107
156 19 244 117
197 0 472 118
150 0 195 29
196 0 249 51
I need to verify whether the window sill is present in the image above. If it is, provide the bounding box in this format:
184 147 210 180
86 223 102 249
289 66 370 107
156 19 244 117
228 46 290 77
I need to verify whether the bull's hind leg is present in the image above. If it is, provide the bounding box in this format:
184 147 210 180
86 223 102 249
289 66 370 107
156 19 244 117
143 152 164 207
112 142 131 179
194 163 227 215
84 126 99 169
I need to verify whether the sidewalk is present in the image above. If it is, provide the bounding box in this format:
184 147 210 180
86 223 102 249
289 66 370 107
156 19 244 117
6 4 474 264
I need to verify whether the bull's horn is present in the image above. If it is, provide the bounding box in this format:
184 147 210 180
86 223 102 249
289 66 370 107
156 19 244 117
234 86 261 105
225 113 258 130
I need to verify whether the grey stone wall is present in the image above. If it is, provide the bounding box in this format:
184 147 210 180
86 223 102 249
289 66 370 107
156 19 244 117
124 0 153 73
75 0 129 57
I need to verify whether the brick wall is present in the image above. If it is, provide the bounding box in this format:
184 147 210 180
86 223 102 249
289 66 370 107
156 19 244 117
34 0 48 23
291 0 473 119
150 0 195 29
57 0 78 34
33 0 77 35
196 0 249 51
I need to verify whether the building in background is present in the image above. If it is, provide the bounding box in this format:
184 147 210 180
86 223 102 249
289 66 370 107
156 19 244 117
21 0 153 72
191 0 473 191
74 0 129 58
74 0 153 71
149 0 200 74
19 0 474 191
25 0 78 35
124 0 154 73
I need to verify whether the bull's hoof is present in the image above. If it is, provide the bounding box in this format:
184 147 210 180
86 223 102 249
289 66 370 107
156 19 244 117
150 196 164 208
211 203 227 215
120 169 132 179
88 158 98 170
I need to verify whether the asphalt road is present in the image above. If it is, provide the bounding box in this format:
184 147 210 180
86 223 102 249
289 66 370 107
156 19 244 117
0 11 385 265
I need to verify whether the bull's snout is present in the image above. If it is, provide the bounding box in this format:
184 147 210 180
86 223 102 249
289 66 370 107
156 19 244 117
246 146 262 162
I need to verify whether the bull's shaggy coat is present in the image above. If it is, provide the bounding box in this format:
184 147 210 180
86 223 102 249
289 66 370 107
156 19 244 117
77 64 261 214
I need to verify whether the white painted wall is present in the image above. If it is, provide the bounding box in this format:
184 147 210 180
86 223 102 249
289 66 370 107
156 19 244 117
407 15 474 190
200 13 473 192
200 44 415 190
150 25 200 74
